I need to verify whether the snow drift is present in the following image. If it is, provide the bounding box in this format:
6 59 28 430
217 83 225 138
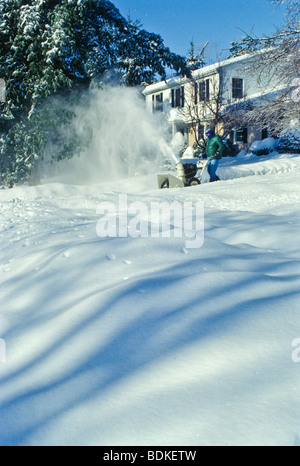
0 151 300 446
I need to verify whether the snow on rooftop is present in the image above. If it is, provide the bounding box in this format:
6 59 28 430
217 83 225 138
143 52 256 94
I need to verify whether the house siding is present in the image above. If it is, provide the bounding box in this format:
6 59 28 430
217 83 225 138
143 52 286 153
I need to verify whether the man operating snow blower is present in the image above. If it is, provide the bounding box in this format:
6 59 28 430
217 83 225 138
204 128 224 182
157 129 225 189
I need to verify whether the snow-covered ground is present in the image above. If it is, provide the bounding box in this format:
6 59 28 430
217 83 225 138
0 151 300 446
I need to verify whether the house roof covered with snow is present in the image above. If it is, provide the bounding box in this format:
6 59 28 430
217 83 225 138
142 52 255 95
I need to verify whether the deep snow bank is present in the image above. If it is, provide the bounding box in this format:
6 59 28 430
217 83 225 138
0 153 300 446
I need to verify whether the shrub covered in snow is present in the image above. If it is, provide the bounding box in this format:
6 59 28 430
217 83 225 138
249 137 278 156
277 126 300 154
182 146 195 158
222 137 236 157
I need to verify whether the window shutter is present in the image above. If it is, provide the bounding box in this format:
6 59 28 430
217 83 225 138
180 86 184 107
206 79 210 101
171 89 175 108
199 81 205 101
175 88 180 107
194 82 198 104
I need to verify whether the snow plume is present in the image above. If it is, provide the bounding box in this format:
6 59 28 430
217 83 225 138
43 85 172 185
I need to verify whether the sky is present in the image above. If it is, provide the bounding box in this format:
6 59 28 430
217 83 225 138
113 0 287 63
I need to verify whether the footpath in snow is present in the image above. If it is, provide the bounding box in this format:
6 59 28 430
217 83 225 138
0 152 300 446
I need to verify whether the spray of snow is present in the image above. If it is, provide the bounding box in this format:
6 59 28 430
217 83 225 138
42 85 177 185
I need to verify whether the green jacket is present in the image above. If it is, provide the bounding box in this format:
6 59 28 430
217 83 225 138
206 135 224 160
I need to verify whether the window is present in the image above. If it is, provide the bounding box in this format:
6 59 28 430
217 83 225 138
235 127 248 144
232 78 243 99
199 79 210 101
156 93 163 112
171 86 185 108
152 93 163 112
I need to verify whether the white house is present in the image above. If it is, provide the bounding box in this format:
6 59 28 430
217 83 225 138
142 52 287 152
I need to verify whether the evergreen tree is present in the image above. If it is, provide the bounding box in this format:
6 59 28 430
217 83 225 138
117 17 189 86
0 0 189 186
186 41 207 70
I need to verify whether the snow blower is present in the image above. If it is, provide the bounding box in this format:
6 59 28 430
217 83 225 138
157 157 208 189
